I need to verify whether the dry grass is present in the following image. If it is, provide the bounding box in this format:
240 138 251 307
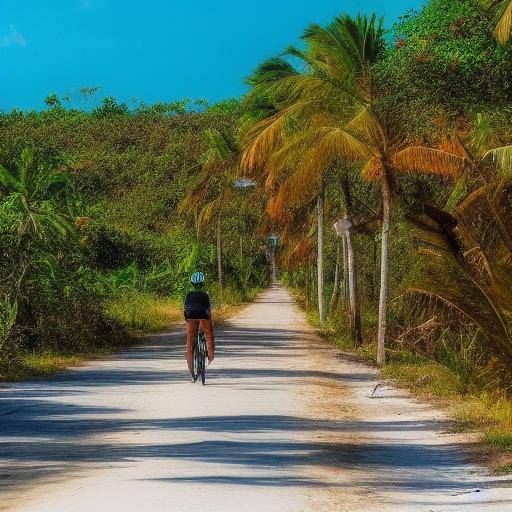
2 346 125 382
106 291 182 333
296 289 512 474
2 290 253 382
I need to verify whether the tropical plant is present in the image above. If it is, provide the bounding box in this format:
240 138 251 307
410 177 512 378
180 129 241 298
486 0 512 43
241 14 385 328
0 148 75 240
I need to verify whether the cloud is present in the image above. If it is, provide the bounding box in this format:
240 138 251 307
1 25 27 48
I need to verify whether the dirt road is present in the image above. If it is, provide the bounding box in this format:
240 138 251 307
1 286 511 511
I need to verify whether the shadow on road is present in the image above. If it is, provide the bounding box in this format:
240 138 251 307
1 321 511 502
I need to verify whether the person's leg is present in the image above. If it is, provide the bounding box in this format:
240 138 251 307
186 319 199 378
199 319 215 363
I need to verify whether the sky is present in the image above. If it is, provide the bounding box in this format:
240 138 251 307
0 0 421 111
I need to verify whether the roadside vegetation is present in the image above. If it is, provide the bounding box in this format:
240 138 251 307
0 98 268 380
1 0 512 471
239 0 512 471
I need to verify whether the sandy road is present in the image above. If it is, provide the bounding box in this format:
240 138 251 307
0 286 511 511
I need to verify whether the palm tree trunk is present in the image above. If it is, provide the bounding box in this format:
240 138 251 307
372 235 378 301
341 233 348 305
377 170 392 366
305 260 311 308
216 215 223 300
346 229 363 347
329 243 341 311
317 190 325 324
340 173 362 346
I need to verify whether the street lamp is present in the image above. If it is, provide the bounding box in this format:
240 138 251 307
233 178 257 189
333 216 353 236
267 234 279 284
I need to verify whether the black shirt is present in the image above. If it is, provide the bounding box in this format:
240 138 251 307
184 290 211 320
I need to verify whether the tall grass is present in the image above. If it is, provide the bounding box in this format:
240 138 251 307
106 291 182 333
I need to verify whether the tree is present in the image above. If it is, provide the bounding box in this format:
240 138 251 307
179 129 240 298
241 15 385 326
242 12 467 363
411 177 512 377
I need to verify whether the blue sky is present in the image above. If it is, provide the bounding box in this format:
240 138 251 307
0 0 421 111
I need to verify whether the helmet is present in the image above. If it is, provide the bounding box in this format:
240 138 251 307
190 272 205 285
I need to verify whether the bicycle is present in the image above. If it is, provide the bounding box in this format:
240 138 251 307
192 328 208 385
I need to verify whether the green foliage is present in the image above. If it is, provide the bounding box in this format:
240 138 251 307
0 98 268 379
376 0 512 137
92 96 129 117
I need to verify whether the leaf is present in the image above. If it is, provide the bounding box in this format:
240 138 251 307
245 57 298 85
484 144 512 176
305 125 372 164
19 148 34 185
361 156 382 180
393 146 466 178
494 0 512 44
345 107 385 147
241 108 291 171
0 164 21 193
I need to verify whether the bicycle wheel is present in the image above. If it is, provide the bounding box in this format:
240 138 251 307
199 330 207 385
192 342 199 382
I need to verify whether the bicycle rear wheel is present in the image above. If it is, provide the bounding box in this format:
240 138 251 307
199 330 207 385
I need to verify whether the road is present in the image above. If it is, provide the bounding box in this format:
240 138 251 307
1 286 511 511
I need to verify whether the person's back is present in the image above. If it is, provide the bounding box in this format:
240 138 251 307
184 289 211 320
183 272 215 381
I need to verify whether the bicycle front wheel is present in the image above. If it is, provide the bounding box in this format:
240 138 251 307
200 351 206 385
192 345 200 382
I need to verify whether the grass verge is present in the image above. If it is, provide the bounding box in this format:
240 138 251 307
1 288 258 382
297 292 512 474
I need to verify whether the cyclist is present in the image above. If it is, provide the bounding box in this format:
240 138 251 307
184 272 215 379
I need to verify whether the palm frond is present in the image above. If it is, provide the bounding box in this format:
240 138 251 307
0 164 21 193
241 107 292 172
245 57 299 85
494 0 512 43
361 156 383 180
345 107 384 148
393 146 466 178
484 144 512 176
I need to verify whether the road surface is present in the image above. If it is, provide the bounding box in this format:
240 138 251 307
1 286 511 511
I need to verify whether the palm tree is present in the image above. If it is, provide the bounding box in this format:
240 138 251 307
241 15 385 327
242 13 467 363
0 148 74 241
244 56 331 323
0 149 75 342
179 129 240 297
410 177 512 378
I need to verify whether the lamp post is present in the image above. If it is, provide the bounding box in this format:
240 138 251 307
267 234 279 284
233 177 257 267
333 216 362 347
333 217 353 236
233 178 257 190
